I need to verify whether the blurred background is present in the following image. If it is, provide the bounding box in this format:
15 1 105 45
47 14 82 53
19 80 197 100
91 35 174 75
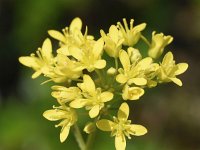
0 0 199 149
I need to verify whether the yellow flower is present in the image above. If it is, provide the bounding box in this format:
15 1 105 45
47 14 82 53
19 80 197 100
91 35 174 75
100 25 124 58
148 31 173 59
19 38 54 78
127 47 142 66
117 18 146 46
158 51 188 86
122 84 144 100
69 38 106 72
47 54 83 83
116 50 153 86
51 85 82 104
48 17 94 56
96 102 147 150
43 104 77 143
70 75 113 118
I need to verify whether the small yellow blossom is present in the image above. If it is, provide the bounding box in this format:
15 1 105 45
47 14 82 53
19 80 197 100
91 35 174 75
148 31 173 59
100 25 124 58
51 85 82 103
43 104 77 143
48 17 94 56
117 18 146 46
19 38 54 78
47 54 83 83
96 103 147 150
48 17 82 46
69 38 106 72
116 50 154 86
70 75 113 118
122 84 144 100
158 51 188 86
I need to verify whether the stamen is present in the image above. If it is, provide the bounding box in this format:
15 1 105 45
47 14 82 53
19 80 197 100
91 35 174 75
130 19 134 30
123 18 129 32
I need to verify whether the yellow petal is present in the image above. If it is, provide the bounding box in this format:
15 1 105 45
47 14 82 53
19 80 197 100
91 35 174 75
175 63 188 75
138 57 152 70
19 56 39 68
51 85 67 91
129 124 147 136
41 38 52 60
43 109 66 121
169 77 182 86
128 78 147 85
57 46 70 55
134 23 146 31
116 74 128 84
94 60 106 69
162 51 173 66
70 17 82 32
93 38 104 58
69 99 86 108
96 119 114 131
48 30 65 43
115 135 126 150
100 92 113 102
82 75 96 94
109 25 119 43
60 125 70 143
89 105 100 118
31 70 42 79
118 102 129 120
69 47 83 60
119 50 130 71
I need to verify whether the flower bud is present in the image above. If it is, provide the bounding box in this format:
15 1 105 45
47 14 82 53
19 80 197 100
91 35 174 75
148 31 173 59
107 67 117 75
122 85 144 100
84 122 96 134
127 47 142 65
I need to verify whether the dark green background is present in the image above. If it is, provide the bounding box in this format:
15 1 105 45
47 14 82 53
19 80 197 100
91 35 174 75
0 0 199 149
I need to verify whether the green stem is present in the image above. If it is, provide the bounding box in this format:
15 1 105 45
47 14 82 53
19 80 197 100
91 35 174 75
85 130 96 150
95 69 105 87
73 124 86 150
141 35 151 47
114 58 118 70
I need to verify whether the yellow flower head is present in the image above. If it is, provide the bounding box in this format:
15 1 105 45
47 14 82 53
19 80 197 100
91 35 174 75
117 18 146 46
19 38 54 78
43 104 77 143
70 75 113 118
116 50 154 86
148 31 173 59
122 84 144 100
158 51 188 86
51 85 82 104
100 25 124 58
96 102 147 150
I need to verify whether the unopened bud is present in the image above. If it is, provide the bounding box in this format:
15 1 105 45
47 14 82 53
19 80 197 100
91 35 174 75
83 122 96 134
107 67 117 75
127 47 142 64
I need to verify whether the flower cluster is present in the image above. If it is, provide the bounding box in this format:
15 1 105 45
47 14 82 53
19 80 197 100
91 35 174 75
19 17 188 150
